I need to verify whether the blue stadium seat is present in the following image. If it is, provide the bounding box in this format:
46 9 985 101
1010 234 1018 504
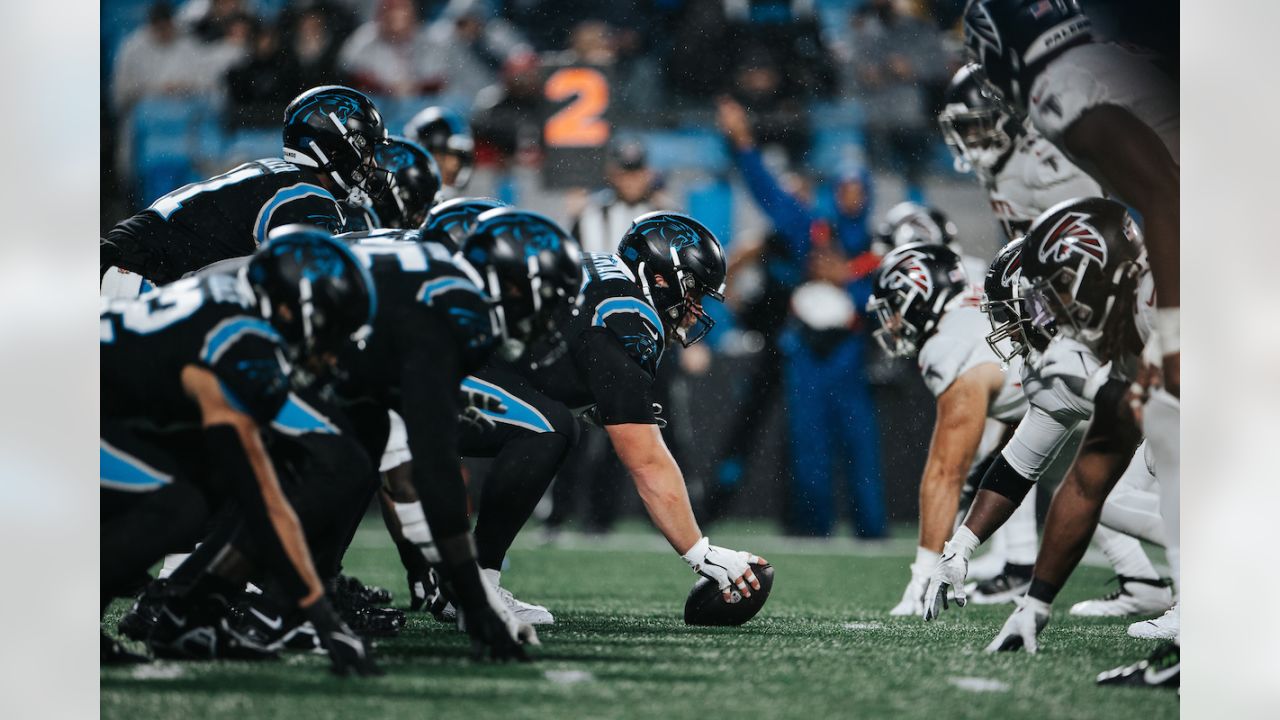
132 98 210 204
641 130 730 174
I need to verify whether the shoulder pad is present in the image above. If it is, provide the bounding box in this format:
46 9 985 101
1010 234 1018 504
916 307 992 398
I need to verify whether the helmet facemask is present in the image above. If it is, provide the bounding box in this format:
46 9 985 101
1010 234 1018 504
867 288 922 358
643 247 725 348
938 103 1014 184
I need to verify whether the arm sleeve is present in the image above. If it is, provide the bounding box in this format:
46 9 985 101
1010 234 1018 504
1000 403 1080 481
396 309 473 540
733 147 814 258
207 331 292 425
574 329 658 425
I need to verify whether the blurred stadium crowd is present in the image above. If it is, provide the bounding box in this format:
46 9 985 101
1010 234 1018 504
100 0 1172 538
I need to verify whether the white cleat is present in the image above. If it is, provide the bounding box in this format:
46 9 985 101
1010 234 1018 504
1127 602 1179 640
1070 576 1174 617
966 551 1005 583
889 573 927 617
494 585 554 625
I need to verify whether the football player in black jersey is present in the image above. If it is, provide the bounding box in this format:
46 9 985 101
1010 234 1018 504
341 136 443 232
510 211 768 602
404 106 475 198
341 204 576 623
335 208 583 660
100 227 381 676
102 85 390 295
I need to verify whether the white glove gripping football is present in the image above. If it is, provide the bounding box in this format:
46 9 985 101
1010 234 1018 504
985 595 1051 654
682 537 762 602
923 528 980 621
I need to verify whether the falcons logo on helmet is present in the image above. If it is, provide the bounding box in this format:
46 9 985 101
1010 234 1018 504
1039 211 1108 266
882 249 934 298
999 250 1022 288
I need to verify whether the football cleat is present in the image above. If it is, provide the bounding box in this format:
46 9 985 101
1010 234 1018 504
1096 642 1179 689
437 576 554 626
968 565 1033 605
1127 602 1180 640
101 632 150 665
965 551 1006 583
334 574 392 607
147 603 278 661
1069 576 1174 617
338 604 405 638
117 579 170 642
225 594 320 652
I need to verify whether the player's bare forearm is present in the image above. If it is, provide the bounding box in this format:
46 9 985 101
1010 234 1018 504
961 489 1019 544
608 423 702 554
183 366 324 607
1064 105 1180 307
1031 442 1130 588
918 372 994 550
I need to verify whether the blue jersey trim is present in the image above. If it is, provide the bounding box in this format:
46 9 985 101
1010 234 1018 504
200 317 284 366
461 376 554 433
100 440 173 492
417 276 484 306
592 296 663 334
254 183 339 246
271 393 340 436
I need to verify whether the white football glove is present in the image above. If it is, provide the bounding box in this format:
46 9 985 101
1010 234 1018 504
682 537 764 602
985 596 1051 654
889 565 930 617
922 546 970 621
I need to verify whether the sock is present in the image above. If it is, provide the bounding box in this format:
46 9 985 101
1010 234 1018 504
911 546 940 580
1093 525 1160 580
1002 489 1039 565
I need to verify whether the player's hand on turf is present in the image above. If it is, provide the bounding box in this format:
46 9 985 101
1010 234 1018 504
985 596 1051 654
304 597 384 677
922 547 969 621
682 537 766 603
407 567 440 612
889 567 929 617
450 563 539 662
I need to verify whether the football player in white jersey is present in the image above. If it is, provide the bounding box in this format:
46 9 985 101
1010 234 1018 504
963 1 1179 687
925 198 1178 687
866 244 1029 616
938 62 1102 243
925 237 1172 621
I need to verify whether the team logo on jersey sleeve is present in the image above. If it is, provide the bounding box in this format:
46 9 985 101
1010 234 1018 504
882 249 934 298
1039 212 1108 266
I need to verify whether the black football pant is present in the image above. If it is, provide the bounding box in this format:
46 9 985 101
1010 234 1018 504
459 366 579 570
100 423 212 610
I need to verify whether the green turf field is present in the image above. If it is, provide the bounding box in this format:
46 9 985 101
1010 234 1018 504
101 520 1178 720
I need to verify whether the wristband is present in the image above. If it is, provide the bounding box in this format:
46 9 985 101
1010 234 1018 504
1154 307 1179 355
980 454 1036 504
394 501 440 563
1027 577 1060 605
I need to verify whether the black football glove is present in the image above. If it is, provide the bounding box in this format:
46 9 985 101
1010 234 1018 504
304 597 384 677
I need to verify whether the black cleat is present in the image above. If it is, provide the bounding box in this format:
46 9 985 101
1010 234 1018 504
101 633 150 665
147 600 278 662
226 594 319 652
334 575 392 607
1097 642 1180 689
969 564 1034 605
118 579 170 642
340 605 405 638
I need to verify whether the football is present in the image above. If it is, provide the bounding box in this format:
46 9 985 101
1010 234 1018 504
683 562 775 626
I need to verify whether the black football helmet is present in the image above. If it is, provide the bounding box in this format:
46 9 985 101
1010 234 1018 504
367 137 442 229
867 243 970 358
616 211 727 347
459 209 584 361
283 85 391 199
981 237 1053 362
245 224 377 366
404 106 475 189
420 197 507 253
1018 197 1145 348
939 62 1018 184
962 0 1092 110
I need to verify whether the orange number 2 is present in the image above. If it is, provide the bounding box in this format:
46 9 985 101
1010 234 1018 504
544 67 609 148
